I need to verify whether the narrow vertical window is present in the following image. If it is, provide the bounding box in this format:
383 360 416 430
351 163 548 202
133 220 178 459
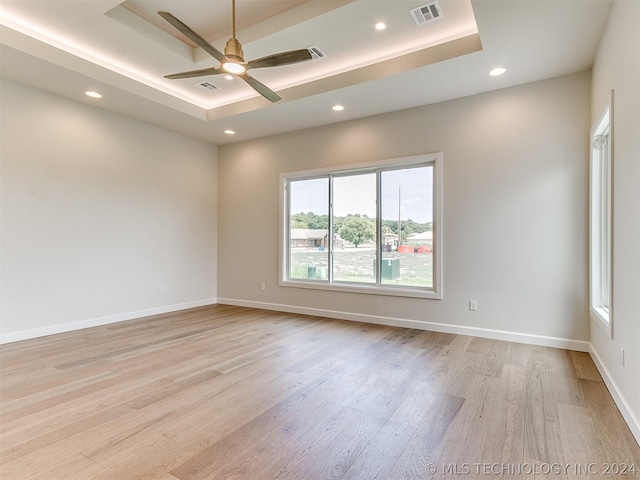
590 99 612 336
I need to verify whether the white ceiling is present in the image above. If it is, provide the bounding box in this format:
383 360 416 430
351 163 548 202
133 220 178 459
0 0 612 145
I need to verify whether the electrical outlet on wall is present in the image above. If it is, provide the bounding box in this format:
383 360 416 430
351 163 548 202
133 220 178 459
260 282 266 291
469 300 478 311
621 347 625 367
159 285 165 294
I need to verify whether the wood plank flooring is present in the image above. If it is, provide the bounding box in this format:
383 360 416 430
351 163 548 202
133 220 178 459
0 304 638 479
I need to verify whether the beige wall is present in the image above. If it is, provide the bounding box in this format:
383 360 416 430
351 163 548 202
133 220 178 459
0 79 218 341
218 71 591 346
590 0 640 439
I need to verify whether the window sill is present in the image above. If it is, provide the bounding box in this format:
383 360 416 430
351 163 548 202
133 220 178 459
591 306 612 338
280 279 442 299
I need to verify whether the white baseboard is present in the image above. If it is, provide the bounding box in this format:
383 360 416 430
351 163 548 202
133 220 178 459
0 298 218 344
217 297 590 352
589 345 640 446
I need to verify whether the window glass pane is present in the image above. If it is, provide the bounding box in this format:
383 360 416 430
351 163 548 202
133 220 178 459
589 102 611 333
333 173 377 283
600 136 610 310
289 177 329 280
380 166 434 287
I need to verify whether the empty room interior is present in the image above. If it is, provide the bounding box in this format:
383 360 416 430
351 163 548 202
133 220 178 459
1 0 639 478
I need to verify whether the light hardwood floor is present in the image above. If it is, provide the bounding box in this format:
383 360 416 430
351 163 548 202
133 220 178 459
1 305 638 479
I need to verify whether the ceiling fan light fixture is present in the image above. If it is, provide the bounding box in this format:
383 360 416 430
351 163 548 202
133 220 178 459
222 62 246 74
224 38 245 60
222 36 246 74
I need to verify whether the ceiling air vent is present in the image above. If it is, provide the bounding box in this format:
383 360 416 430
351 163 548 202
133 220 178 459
308 46 326 60
410 1 443 26
195 81 219 91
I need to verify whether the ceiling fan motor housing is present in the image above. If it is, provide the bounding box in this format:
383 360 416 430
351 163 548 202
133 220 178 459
224 38 245 63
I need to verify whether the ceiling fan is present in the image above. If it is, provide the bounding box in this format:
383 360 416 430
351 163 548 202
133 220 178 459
158 0 313 102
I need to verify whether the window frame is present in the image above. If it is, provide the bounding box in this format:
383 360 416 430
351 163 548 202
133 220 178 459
590 96 613 337
279 153 443 299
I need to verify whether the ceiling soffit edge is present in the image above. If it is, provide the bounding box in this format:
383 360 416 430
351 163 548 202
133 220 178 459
205 33 483 121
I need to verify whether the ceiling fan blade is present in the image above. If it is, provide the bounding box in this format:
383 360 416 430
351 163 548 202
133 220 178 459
158 11 226 64
239 73 281 103
248 49 313 69
164 67 224 80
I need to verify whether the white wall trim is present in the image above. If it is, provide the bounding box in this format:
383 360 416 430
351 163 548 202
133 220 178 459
589 344 640 446
217 297 590 352
0 298 218 344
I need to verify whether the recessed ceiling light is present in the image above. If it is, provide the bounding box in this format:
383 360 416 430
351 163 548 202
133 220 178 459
489 67 506 77
224 75 234 80
224 129 236 135
332 105 344 111
85 91 102 98
375 22 386 31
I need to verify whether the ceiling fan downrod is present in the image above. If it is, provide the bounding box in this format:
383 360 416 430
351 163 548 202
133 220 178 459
223 0 245 71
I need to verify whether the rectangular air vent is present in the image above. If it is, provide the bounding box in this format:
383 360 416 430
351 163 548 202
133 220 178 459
195 81 219 91
308 46 326 60
410 1 443 26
